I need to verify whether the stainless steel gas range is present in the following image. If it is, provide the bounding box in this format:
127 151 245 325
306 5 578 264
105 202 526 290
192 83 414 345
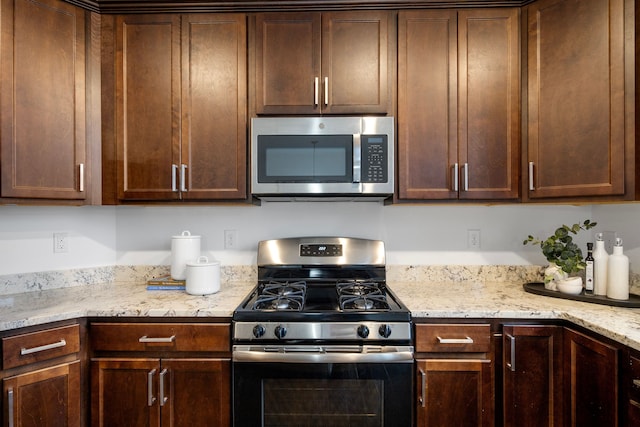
232 237 413 427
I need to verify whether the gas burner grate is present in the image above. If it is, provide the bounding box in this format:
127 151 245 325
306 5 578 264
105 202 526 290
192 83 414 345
252 281 306 311
337 281 390 311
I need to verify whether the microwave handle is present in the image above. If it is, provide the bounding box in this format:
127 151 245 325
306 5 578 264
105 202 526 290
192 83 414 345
353 134 362 183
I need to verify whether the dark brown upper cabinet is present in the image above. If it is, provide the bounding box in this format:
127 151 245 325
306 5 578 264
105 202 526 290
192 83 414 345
102 13 247 202
397 8 520 201
254 11 392 115
0 0 96 202
524 0 632 201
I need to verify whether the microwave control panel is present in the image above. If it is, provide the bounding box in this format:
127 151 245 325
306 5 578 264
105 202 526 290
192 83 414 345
361 135 388 183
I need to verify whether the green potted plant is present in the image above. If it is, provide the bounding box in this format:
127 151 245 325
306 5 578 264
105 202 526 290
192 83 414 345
523 220 597 290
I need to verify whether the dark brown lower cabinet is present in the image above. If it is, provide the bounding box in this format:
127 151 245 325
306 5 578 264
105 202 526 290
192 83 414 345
416 359 493 427
3 361 81 427
91 358 230 427
502 325 563 427
626 350 640 426
564 328 619 427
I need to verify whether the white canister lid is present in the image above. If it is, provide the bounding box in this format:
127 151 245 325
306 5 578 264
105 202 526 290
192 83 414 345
172 230 201 239
186 256 219 267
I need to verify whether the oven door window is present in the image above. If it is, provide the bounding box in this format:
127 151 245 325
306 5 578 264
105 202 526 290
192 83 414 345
233 362 412 427
264 378 382 426
257 135 353 183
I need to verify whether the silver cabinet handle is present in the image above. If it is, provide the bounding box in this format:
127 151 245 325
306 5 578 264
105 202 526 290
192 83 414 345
159 368 168 406
7 388 14 427
79 163 85 192
436 336 474 344
171 164 178 192
528 161 535 191
506 333 516 372
463 163 469 191
353 134 362 183
147 369 157 406
633 379 640 388
139 335 176 343
453 163 459 192
314 77 319 106
418 368 426 408
180 164 187 192
324 76 329 106
21 338 66 355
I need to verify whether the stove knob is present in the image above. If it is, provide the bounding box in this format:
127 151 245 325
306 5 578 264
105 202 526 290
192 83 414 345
274 325 287 339
379 324 392 338
252 324 266 338
357 325 370 339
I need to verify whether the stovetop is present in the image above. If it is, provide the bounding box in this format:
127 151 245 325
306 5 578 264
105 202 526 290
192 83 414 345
233 278 410 323
232 237 411 343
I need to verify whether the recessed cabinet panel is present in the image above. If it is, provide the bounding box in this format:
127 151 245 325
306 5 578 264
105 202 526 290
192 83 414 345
181 14 247 199
526 0 625 198
458 9 519 200
116 15 181 200
398 10 458 199
0 0 87 200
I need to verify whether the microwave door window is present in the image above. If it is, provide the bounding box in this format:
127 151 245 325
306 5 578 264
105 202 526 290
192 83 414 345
258 135 353 183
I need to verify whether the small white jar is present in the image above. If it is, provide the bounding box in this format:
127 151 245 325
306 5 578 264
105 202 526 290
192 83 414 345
186 256 220 295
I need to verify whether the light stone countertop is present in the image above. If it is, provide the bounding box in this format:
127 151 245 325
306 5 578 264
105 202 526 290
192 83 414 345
2 279 640 351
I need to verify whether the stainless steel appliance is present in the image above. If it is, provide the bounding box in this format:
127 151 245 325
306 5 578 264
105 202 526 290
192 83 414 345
251 116 394 201
232 237 413 427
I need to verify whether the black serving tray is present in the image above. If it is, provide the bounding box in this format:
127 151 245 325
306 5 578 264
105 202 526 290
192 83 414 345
523 282 640 308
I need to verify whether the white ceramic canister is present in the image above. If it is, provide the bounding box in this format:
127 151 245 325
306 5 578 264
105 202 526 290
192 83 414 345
185 256 221 295
170 230 201 280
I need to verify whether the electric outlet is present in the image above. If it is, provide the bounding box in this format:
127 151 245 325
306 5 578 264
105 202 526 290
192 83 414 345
53 232 68 253
602 231 617 253
224 229 237 249
467 229 481 250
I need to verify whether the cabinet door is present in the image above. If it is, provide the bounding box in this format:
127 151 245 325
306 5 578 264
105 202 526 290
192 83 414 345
564 328 619 426
0 0 86 200
398 10 458 200
160 358 231 427
321 11 390 114
254 12 321 115
416 359 493 427
181 14 247 200
525 0 626 199
502 325 563 427
115 14 181 201
457 8 519 200
397 9 518 201
91 358 161 427
3 361 81 427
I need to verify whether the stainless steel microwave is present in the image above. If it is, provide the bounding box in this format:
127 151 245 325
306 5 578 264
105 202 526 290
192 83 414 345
251 116 394 201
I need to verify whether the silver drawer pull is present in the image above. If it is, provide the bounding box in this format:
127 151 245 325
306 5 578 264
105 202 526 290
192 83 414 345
139 335 176 343
633 379 640 388
436 336 474 344
21 338 66 355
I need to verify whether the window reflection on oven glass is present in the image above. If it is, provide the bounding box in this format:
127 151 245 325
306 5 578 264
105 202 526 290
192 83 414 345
262 379 383 426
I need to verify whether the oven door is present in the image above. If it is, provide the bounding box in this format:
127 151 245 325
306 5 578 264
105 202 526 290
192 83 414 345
233 345 413 427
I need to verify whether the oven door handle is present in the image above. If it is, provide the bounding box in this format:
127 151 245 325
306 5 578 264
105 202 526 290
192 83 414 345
233 345 414 364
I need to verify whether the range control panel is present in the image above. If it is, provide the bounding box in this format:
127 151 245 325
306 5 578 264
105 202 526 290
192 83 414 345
300 244 343 257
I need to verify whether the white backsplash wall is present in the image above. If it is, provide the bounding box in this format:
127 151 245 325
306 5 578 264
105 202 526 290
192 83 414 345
2 202 632 276
0 206 117 275
592 203 640 273
114 203 595 268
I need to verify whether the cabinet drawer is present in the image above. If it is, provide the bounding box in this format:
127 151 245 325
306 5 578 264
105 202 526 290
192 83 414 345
2 324 80 369
90 323 230 353
415 324 491 353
